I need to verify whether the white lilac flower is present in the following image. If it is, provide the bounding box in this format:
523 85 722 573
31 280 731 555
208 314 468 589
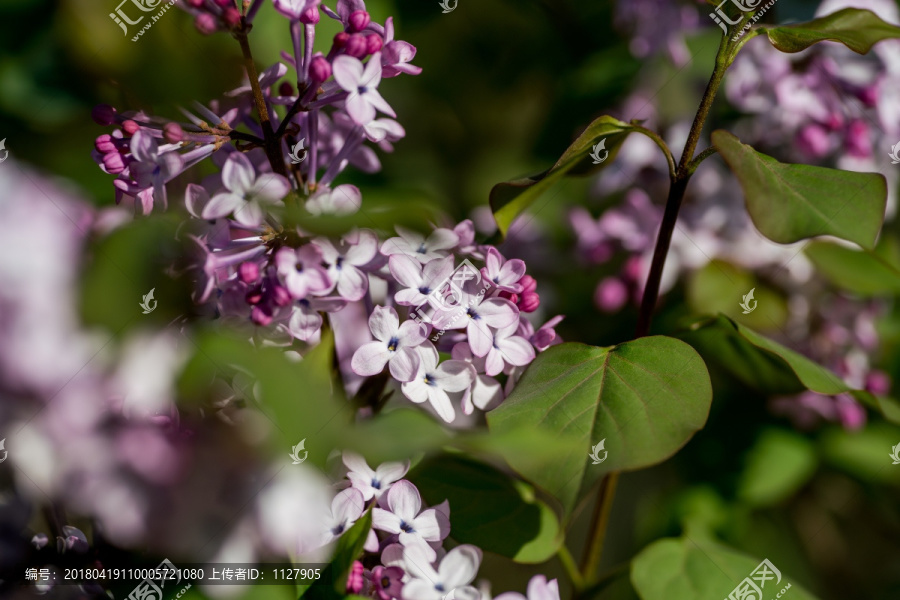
313 229 378 301
351 306 428 382
494 575 561 600
333 53 396 125
451 343 504 414
481 247 526 293
482 322 535 377
305 184 362 216
400 344 474 423
372 480 449 561
400 544 482 600
342 451 410 501
380 226 460 264
128 130 184 209
275 244 333 299
202 152 290 227
433 289 519 358
390 255 456 307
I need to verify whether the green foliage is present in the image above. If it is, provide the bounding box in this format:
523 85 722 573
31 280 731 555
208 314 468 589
736 429 818 507
410 454 562 563
686 260 788 331
487 337 712 515
804 238 900 296
490 116 633 236
765 8 900 54
631 536 820 600
712 130 886 249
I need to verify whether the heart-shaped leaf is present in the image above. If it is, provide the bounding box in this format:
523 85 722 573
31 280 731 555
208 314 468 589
490 116 632 237
410 455 561 563
712 130 886 249
631 536 820 600
765 8 900 54
487 336 712 514
804 238 900 296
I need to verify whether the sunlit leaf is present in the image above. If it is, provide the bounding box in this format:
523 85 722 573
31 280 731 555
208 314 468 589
765 8 900 54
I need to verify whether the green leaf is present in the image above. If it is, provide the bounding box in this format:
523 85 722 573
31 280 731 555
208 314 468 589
631 536 820 600
736 429 817 507
711 130 886 249
411 455 561 563
299 510 373 599
804 239 900 296
490 116 632 237
487 337 712 514
341 409 452 465
686 260 788 331
765 8 900 54
819 422 900 485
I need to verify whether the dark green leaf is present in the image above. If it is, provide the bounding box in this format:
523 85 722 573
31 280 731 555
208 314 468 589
712 130 886 249
765 8 900 54
490 116 632 237
686 260 788 331
804 238 900 295
736 429 817 507
487 337 712 514
631 536 820 600
410 455 561 563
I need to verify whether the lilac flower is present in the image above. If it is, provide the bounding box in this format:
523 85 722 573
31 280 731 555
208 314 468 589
306 184 362 215
333 53 396 125
302 488 367 553
128 131 184 210
433 291 519 358
482 322 535 377
372 480 449 561
451 343 504 414
381 226 460 264
351 306 427 381
400 344 474 423
494 575 561 600
400 544 482 600
288 296 347 341
273 0 320 21
313 229 378 301
381 17 422 78
481 247 526 293
275 244 333 299
372 565 404 600
342 451 409 501
390 255 455 306
202 153 290 227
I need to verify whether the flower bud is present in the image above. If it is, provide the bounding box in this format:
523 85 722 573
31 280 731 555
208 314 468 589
345 34 367 58
333 31 350 49
279 81 294 97
239 261 260 284
595 277 627 313
518 274 537 294
300 5 320 24
163 122 184 144
518 292 540 313
103 152 126 174
92 104 117 126
272 284 292 307
251 305 273 326
365 33 383 55
122 120 140 136
223 7 242 28
195 13 218 35
348 10 370 32
187 0 204 6
309 55 332 83
214 0 232 6
95 134 117 154
346 561 365 594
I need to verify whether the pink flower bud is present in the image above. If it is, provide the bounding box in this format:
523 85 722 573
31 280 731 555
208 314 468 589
92 104 117 126
272 285 292 307
122 120 140 136
239 261 260 284
499 291 518 305
195 13 218 35
187 0 204 6
246 286 263 305
345 34 367 58
348 10 370 32
346 561 365 594
365 33 383 55
519 292 540 313
309 55 332 83
333 31 350 49
794 124 830 159
102 152 126 174
519 274 537 294
214 0 232 6
300 5 320 24
223 7 242 28
95 134 117 154
865 369 891 396
163 122 184 144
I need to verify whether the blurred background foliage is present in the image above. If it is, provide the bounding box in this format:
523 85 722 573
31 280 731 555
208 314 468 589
2 0 899 599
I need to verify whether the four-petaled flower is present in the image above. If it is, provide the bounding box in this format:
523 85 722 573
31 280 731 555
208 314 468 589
373 479 449 561
381 226 459 264
129 131 184 209
494 575 561 600
400 344 474 423
203 153 290 227
275 244 333 299
400 544 482 600
483 322 535 377
390 255 455 307
481 247 526 293
333 53 396 125
313 229 378 301
351 306 428 382
342 451 409 501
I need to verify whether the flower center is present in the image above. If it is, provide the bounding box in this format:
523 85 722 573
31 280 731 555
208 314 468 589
358 85 369 94
381 577 391 588
331 522 345 536
371 478 381 489
423 374 436 386
295 263 304 273
466 307 479 320
336 256 344 270
418 286 430 294
416 243 427 254
400 520 415 533
387 337 399 352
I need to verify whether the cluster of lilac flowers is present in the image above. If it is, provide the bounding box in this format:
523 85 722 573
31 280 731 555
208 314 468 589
323 453 560 600
575 0 897 429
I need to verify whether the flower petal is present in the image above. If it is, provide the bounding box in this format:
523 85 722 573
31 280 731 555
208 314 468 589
369 305 400 342
351 341 392 376
332 488 365 523
438 545 482 589
333 55 364 92
388 346 420 382
386 480 422 522
223 152 256 194
202 192 245 220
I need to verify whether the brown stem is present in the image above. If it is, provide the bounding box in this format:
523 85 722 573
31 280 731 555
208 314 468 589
235 28 288 177
579 471 619 582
